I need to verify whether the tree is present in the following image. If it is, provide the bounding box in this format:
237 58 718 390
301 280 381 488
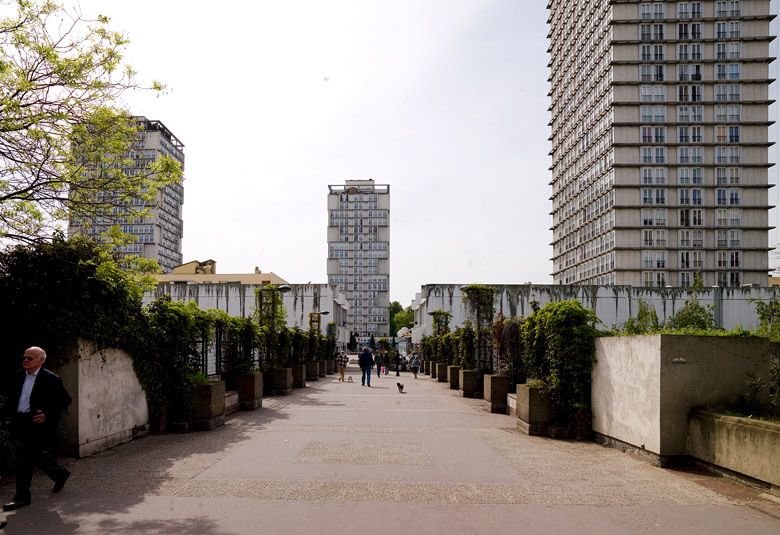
388 301 403 335
388 300 413 336
0 0 181 243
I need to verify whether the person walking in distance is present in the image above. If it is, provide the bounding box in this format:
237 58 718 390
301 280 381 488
374 350 384 379
336 351 349 382
358 347 374 387
3 346 72 512
409 352 420 379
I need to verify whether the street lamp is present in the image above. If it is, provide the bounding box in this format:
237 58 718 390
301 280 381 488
308 310 330 334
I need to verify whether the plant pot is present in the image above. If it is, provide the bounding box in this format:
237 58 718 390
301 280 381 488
436 363 448 382
430 362 438 379
448 366 460 389
318 360 327 377
237 372 263 410
292 363 307 388
459 369 481 398
326 359 335 374
192 381 226 431
484 374 510 414
272 368 292 395
424 361 430 375
516 383 553 436
306 362 320 381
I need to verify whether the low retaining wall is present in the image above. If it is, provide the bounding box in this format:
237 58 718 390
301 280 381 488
592 335 776 459
687 410 780 492
55 339 149 458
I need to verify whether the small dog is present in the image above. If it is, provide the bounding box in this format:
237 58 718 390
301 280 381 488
347 376 353 383
396 382 405 393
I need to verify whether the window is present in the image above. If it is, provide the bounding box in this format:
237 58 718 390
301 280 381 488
692 189 702 205
716 43 727 60
692 230 703 248
691 44 702 60
715 64 727 81
642 126 653 143
680 272 692 287
717 167 740 185
654 45 664 61
656 189 666 204
653 3 665 19
678 126 690 143
691 2 702 18
691 147 702 163
717 208 729 226
677 2 690 18
654 23 665 40
715 105 728 122
679 189 690 205
679 230 691 247
641 147 653 163
655 147 666 163
691 23 701 39
679 209 691 227
692 168 703 184
678 44 689 60
716 125 728 143
680 251 691 269
641 45 652 61
692 106 703 122
729 42 740 60
654 127 665 143
729 208 740 226
678 64 689 82
678 147 690 164
729 229 740 247
654 106 666 122
691 126 702 143
717 189 728 205
729 188 740 205
678 167 690 184
716 22 727 39
641 168 653 184
641 24 652 41
729 126 739 143
692 209 703 226
642 188 654 205
678 23 689 40
641 106 652 122
728 105 740 122
729 64 740 80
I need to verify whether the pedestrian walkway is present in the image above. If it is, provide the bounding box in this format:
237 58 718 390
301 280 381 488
2 364 780 534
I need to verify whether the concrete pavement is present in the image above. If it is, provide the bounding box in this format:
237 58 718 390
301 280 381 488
2 364 780 534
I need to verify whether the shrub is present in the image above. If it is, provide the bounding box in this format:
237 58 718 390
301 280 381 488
665 298 715 331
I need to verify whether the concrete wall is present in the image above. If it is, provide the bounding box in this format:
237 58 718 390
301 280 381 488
410 284 780 342
54 340 148 457
687 411 780 490
146 282 351 346
593 335 777 458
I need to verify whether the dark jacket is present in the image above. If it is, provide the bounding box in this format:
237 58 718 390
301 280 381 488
358 349 374 369
12 367 71 443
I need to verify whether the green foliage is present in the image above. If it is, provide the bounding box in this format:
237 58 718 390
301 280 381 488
254 285 288 332
459 321 477 370
388 301 413 336
622 299 660 335
523 301 598 427
429 309 451 336
0 0 181 243
754 298 780 341
461 285 495 327
369 334 376 349
770 354 780 417
348 332 358 352
378 337 390 351
210 310 258 374
666 298 715 331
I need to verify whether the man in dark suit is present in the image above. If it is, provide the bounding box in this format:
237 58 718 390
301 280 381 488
3 346 72 511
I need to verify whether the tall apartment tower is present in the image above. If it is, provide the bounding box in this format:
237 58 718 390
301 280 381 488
68 117 185 272
549 1 774 287
327 179 390 337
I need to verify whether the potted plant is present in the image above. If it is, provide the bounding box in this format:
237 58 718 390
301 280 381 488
191 372 226 431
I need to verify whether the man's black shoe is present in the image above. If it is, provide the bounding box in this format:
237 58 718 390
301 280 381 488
3 499 31 511
0 520 7 530
52 470 70 493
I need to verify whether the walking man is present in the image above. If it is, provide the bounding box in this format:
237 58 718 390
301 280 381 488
3 346 72 512
358 347 374 387
409 352 420 379
336 351 349 382
374 350 383 378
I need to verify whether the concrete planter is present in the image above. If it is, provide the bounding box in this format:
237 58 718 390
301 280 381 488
424 361 430 375
236 372 263 409
516 384 552 436
448 366 460 390
318 360 327 377
436 363 448 382
484 374 510 414
459 369 481 398
292 363 307 388
688 410 780 492
430 362 438 379
327 359 335 374
272 368 293 395
192 381 226 431
306 362 320 381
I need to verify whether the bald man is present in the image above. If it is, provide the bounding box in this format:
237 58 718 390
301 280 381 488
3 347 72 511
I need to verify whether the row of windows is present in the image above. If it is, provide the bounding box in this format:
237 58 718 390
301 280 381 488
639 64 740 82
641 187 741 205
640 125 740 143
643 271 742 288
640 146 740 164
640 2 739 20
640 105 741 123
642 229 741 248
640 85 740 103
642 250 741 269
643 207 741 226
641 167 740 185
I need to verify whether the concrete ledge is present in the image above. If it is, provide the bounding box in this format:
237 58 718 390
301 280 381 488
593 432 685 468
687 410 780 493
507 393 517 417
225 391 239 415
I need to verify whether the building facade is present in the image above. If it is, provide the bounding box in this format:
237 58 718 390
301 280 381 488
549 1 774 287
327 179 390 337
68 116 185 272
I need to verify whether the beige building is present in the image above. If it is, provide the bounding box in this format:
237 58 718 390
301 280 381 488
327 179 390 337
549 1 774 287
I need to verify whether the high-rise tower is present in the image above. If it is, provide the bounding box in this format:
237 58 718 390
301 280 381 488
549 1 774 287
327 179 390 337
68 116 185 272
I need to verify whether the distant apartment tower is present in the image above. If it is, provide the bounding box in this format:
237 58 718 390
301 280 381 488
549 1 774 287
327 179 390 337
68 117 185 272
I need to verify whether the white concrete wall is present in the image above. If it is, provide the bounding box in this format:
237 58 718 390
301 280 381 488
593 335 777 457
56 340 148 457
146 282 351 345
411 284 780 336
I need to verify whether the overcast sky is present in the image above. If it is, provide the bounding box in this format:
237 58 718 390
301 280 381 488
74 0 779 304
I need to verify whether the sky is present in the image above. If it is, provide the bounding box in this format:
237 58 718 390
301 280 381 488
71 1 779 304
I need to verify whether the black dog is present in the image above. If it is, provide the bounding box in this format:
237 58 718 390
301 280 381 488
396 382 405 393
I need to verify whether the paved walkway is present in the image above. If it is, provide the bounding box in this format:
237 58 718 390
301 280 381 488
2 364 780 534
